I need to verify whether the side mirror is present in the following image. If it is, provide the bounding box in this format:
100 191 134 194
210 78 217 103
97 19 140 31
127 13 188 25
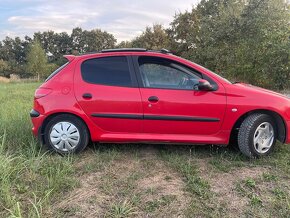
198 79 213 91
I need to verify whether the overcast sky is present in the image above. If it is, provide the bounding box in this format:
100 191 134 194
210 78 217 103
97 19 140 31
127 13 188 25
0 0 199 42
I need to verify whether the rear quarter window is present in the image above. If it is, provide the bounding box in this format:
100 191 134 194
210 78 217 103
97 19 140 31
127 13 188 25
45 62 69 82
81 56 132 87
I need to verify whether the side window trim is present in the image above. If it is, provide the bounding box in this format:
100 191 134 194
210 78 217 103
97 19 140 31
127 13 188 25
81 55 138 88
131 55 144 88
127 56 139 88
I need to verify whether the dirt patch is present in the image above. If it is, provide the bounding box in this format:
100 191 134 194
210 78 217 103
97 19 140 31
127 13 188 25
74 149 96 169
138 171 185 198
52 145 190 217
135 145 190 217
196 158 270 216
137 165 190 217
54 171 108 217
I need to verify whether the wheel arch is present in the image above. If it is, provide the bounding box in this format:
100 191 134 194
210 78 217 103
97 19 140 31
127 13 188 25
39 112 91 145
230 109 287 144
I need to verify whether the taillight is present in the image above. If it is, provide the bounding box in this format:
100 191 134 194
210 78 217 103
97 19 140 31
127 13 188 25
35 88 52 99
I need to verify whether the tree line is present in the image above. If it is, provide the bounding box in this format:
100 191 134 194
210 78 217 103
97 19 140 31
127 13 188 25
0 0 289 89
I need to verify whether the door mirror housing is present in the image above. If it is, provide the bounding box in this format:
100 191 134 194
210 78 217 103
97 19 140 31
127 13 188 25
197 79 214 91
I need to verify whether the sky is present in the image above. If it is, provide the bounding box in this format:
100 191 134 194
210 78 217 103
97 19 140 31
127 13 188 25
0 0 199 42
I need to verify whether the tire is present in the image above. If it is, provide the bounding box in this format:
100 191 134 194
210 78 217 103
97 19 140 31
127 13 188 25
238 113 276 158
44 114 89 154
229 128 240 151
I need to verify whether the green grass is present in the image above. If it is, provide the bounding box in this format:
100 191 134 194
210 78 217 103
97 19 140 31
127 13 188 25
0 82 290 217
0 83 78 217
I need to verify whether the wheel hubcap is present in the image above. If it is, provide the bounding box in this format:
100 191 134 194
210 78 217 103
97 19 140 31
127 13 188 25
253 122 274 154
49 122 80 152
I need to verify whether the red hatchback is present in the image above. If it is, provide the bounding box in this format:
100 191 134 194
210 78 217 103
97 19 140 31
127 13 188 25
30 48 290 158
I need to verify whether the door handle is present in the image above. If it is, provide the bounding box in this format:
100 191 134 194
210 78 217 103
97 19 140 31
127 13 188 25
148 96 159 103
82 93 92 99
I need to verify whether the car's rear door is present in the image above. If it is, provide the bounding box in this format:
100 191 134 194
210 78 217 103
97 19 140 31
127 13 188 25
74 55 143 133
133 55 226 135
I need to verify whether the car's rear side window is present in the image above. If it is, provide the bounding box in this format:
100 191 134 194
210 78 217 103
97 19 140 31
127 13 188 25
45 62 69 82
81 56 132 87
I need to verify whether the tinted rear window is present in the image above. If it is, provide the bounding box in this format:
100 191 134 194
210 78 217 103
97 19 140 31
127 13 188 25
81 56 132 87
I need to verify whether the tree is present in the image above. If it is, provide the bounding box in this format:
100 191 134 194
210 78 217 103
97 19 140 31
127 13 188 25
116 41 132 48
0 59 10 77
168 10 200 55
0 36 29 76
237 0 290 89
26 40 50 81
33 31 72 65
169 0 290 89
71 27 116 54
131 24 170 50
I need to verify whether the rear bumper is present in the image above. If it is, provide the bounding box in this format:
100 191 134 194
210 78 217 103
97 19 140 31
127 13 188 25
30 109 46 138
30 109 40 117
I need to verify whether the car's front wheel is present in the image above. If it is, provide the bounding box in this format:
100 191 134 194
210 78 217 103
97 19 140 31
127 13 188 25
238 113 276 158
44 114 89 154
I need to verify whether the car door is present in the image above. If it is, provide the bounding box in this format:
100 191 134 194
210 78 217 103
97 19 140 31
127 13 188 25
74 55 143 133
133 55 226 135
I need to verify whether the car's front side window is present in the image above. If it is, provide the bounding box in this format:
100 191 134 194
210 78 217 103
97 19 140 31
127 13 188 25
138 56 201 90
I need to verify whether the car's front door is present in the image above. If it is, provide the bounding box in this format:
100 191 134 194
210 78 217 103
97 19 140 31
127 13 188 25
133 55 226 135
74 55 143 133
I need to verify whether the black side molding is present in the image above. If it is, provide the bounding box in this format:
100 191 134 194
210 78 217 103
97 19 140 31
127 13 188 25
143 115 220 122
91 113 219 122
30 109 40 117
91 113 143 119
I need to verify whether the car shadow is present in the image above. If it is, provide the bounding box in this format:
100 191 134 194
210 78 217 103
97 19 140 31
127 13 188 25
86 142 242 160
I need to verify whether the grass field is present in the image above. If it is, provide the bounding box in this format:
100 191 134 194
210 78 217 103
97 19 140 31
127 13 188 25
0 82 289 217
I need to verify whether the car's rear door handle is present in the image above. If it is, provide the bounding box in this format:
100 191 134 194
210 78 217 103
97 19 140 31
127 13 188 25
148 96 159 103
82 93 92 99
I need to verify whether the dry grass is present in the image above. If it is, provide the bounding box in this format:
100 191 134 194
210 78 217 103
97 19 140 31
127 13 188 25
0 75 38 83
0 76 10 83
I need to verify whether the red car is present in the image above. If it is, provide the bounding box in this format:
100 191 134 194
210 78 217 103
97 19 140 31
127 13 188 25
30 48 290 158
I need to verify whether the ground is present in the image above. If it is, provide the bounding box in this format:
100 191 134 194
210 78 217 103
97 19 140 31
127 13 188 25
0 82 289 217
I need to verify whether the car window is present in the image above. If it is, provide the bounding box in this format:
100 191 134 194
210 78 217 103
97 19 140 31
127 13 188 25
138 56 201 90
81 56 132 87
45 62 69 82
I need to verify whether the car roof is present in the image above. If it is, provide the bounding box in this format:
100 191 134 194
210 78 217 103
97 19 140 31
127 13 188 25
101 48 172 54
78 48 172 56
64 48 173 62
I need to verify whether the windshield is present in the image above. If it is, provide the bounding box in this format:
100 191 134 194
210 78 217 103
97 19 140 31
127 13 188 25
178 57 233 84
194 63 232 84
207 70 232 84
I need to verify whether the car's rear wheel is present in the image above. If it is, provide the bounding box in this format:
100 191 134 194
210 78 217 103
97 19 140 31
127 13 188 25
44 114 89 154
238 113 276 158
